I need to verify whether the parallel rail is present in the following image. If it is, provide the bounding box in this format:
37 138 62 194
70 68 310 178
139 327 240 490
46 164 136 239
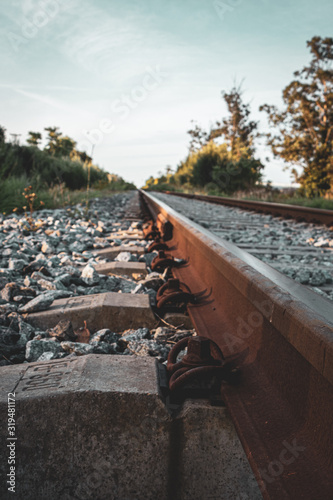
163 191 333 226
140 189 333 500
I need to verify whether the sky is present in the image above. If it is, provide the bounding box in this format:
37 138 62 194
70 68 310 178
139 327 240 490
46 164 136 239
1 0 332 187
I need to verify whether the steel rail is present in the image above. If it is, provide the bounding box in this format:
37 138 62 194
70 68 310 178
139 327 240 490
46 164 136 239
140 189 333 500
162 191 333 226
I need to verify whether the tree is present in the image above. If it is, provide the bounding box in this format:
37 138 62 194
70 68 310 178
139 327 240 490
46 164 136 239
57 136 76 158
208 84 259 159
72 150 92 164
27 131 42 147
44 127 76 158
0 126 6 144
44 127 62 155
260 36 333 197
187 122 209 152
174 141 263 193
146 84 262 193
186 84 259 160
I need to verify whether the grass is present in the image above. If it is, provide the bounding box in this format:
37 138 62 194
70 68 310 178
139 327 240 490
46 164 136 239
238 192 333 210
272 196 333 210
166 185 333 211
0 178 135 216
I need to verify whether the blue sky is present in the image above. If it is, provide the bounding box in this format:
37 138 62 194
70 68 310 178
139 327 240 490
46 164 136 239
1 0 332 187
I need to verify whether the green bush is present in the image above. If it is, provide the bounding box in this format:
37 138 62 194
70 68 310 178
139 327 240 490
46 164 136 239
0 143 108 191
172 141 263 194
0 175 33 214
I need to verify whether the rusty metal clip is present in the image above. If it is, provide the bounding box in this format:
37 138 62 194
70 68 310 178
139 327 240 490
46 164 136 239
156 278 196 312
156 213 173 241
151 250 185 272
146 237 169 253
142 221 159 240
167 336 240 393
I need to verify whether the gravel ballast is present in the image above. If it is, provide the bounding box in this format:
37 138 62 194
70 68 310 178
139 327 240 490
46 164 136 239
0 192 195 366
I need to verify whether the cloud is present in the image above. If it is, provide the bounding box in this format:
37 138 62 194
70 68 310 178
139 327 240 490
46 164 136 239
12 87 75 111
54 0 208 86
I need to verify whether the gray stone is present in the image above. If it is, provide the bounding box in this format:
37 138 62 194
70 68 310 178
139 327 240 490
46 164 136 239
25 339 64 362
127 339 169 359
60 341 95 356
132 283 145 294
140 251 158 267
119 278 138 293
309 271 327 286
12 295 32 304
0 303 17 314
139 272 164 291
92 341 117 354
118 327 150 348
80 264 100 286
54 273 72 286
18 318 35 339
1 283 20 301
48 320 77 342
114 251 138 262
40 290 73 300
0 327 20 349
41 241 55 254
18 293 55 313
69 241 87 253
295 270 311 284
89 329 120 344
47 256 61 267
31 271 48 281
8 258 28 271
314 238 329 248
36 351 57 362
37 278 57 291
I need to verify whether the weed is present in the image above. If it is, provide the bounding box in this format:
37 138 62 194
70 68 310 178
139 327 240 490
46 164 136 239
21 185 45 231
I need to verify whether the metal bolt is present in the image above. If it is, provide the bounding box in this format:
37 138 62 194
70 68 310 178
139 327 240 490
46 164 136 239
182 337 214 366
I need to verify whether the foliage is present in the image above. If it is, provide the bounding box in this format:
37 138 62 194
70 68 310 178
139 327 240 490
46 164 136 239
107 174 136 191
27 132 42 146
0 126 6 144
0 177 136 215
144 141 263 194
187 122 209 152
145 83 263 194
20 185 45 231
177 141 263 193
260 36 333 197
0 142 106 190
208 84 259 158
233 186 333 210
187 84 259 159
0 176 30 215
0 125 136 213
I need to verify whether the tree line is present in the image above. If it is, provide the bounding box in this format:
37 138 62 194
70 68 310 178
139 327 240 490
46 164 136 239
0 125 107 190
0 126 135 213
144 36 333 198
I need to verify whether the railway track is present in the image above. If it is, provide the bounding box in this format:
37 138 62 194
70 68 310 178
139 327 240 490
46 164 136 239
0 190 332 499
165 191 333 226
156 191 333 302
140 189 333 500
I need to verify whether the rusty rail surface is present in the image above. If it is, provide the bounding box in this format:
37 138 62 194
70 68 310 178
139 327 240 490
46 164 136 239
161 190 333 226
140 189 333 500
